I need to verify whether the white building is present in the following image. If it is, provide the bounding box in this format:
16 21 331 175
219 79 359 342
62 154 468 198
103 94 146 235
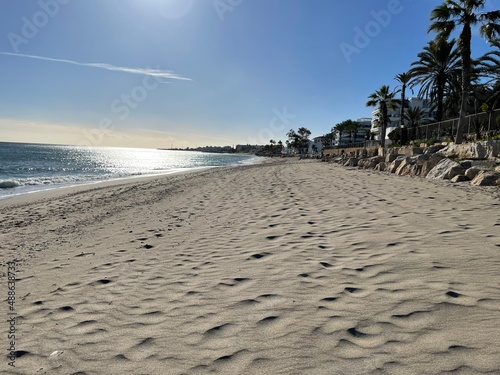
308 137 323 154
371 97 435 144
333 118 373 147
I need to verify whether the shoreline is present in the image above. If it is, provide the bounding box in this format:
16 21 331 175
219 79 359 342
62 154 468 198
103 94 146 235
2 159 500 374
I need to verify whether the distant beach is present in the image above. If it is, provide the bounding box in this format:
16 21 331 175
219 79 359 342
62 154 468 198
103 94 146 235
2 158 500 374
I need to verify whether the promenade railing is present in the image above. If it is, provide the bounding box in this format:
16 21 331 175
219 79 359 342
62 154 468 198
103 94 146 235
412 108 500 142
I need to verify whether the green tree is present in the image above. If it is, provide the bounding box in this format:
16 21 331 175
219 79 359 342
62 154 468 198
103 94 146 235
395 72 413 127
287 127 311 154
345 120 360 144
321 131 336 149
428 0 500 144
478 38 500 110
409 38 460 122
366 85 400 148
405 106 427 140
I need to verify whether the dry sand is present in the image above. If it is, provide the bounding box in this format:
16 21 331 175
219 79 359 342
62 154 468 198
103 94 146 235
1 159 500 375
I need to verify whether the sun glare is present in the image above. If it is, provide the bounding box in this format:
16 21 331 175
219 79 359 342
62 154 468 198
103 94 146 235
152 0 194 19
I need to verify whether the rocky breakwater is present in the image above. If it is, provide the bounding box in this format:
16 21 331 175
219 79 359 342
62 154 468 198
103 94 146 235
329 140 500 187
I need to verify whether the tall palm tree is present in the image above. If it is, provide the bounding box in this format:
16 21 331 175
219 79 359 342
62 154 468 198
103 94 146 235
409 38 460 123
366 85 400 148
428 0 500 144
395 72 413 127
405 106 427 140
346 121 360 144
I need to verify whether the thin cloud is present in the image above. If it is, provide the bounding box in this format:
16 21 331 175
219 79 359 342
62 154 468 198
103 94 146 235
0 52 191 81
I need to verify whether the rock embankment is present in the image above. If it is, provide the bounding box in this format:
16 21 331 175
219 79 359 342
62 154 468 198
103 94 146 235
324 141 500 187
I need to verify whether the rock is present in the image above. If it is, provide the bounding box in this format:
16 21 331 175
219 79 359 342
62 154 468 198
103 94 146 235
483 140 500 159
385 152 399 163
398 146 424 156
426 158 466 180
450 175 469 183
471 172 500 186
344 157 358 167
421 153 446 177
387 156 406 173
374 162 386 172
424 144 447 155
465 166 483 180
438 142 488 159
358 156 384 169
459 160 473 169
395 157 414 175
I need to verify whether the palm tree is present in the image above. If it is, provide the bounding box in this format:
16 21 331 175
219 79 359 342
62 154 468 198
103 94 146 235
321 131 336 149
405 106 427 140
366 85 400 148
395 72 413 127
409 38 460 123
345 120 360 144
428 0 500 144
478 38 500 110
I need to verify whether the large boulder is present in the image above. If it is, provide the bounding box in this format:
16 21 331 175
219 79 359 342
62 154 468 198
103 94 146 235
398 146 424 156
483 140 500 159
438 142 488 159
344 157 358 167
384 148 399 163
450 175 469 183
395 157 414 176
426 158 466 180
459 160 473 169
421 153 446 177
471 171 500 186
465 166 483 180
375 162 387 172
424 144 447 155
387 156 406 173
358 156 384 169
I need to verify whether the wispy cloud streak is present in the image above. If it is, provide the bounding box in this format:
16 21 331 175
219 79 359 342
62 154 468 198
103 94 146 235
0 52 191 81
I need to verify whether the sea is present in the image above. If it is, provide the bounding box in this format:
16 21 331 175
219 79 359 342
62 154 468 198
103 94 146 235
0 142 260 200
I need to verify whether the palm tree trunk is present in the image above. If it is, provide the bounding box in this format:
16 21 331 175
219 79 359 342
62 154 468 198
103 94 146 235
456 24 472 144
380 103 387 148
437 76 444 122
400 85 406 127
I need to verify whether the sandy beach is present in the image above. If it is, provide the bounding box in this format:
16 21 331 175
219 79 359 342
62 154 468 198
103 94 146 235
1 159 500 375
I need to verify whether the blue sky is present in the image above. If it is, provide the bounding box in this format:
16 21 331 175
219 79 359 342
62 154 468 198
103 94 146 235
0 0 497 148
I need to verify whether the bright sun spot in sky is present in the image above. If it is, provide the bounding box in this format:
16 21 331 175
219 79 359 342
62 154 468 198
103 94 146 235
155 0 194 19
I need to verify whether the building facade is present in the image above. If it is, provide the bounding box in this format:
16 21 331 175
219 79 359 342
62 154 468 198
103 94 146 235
370 97 435 145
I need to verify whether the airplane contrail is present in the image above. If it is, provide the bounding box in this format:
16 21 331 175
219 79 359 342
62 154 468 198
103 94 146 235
0 51 191 81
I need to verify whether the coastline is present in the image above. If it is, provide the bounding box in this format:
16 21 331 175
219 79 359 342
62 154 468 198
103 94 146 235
2 159 500 374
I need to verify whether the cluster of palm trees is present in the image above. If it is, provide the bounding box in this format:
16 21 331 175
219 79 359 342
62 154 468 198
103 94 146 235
327 119 365 148
366 0 500 147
